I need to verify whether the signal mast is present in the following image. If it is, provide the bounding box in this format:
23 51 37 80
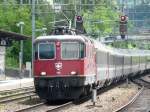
75 15 85 34
119 15 128 39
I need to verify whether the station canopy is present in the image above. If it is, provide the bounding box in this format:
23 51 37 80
0 30 30 40
0 30 30 46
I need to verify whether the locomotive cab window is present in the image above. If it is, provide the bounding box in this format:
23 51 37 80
38 43 55 59
61 42 85 59
79 43 85 58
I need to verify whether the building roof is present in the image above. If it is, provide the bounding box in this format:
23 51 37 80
0 30 30 41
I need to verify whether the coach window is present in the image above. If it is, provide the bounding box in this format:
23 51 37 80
39 43 55 59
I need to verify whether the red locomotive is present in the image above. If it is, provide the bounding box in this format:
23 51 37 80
34 27 97 101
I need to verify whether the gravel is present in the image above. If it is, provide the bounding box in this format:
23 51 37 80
0 97 42 112
62 83 139 112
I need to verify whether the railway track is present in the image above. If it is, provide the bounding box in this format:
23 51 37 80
0 86 34 95
0 87 36 103
14 91 90 112
46 102 73 112
15 101 73 112
114 75 150 112
15 80 125 112
15 102 46 112
131 77 150 89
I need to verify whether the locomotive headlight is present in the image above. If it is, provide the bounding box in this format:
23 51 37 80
70 71 77 75
41 72 46 76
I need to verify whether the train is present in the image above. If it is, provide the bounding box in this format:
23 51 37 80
33 27 150 101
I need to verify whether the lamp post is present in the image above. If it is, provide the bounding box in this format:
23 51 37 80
17 21 25 77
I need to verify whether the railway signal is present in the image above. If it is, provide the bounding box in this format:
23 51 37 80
120 16 127 22
76 15 83 23
119 15 128 39
76 15 86 34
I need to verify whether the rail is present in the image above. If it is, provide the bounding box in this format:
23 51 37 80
114 75 150 112
113 86 144 112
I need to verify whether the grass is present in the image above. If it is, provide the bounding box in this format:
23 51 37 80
6 57 19 68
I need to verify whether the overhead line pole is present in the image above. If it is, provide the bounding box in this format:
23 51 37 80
20 0 23 5
31 0 35 78
17 21 24 77
74 0 77 28
18 1 24 78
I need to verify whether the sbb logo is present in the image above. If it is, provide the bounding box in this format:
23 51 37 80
55 62 62 71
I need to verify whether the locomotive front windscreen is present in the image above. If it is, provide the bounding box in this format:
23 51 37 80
39 43 55 59
61 42 84 59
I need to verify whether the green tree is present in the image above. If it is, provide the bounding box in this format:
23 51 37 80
83 0 119 38
0 1 44 68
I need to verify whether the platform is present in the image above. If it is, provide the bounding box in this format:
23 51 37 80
0 78 34 91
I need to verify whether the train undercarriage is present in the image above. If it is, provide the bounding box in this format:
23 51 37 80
34 77 91 101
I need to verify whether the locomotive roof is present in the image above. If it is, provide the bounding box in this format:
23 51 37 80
35 35 87 42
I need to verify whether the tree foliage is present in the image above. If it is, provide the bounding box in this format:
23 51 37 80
0 1 44 67
83 0 119 38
